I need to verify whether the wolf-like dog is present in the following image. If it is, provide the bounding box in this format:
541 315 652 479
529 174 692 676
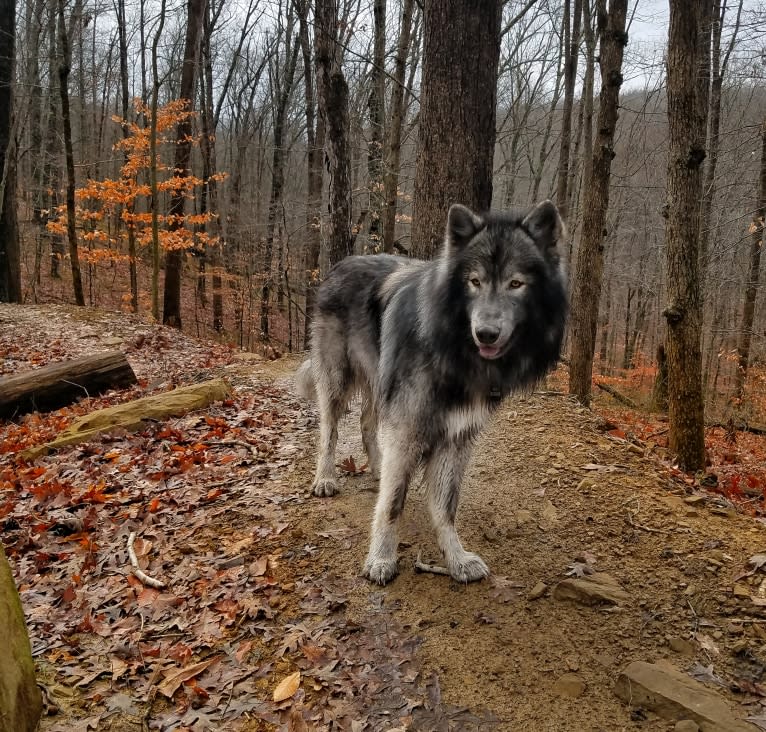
297 201 567 585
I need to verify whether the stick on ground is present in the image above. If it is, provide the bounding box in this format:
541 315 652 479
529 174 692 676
413 551 450 576
127 532 166 589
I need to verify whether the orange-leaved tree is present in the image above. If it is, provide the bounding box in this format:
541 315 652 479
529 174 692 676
47 98 225 317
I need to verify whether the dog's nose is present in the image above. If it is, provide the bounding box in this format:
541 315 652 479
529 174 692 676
476 326 500 345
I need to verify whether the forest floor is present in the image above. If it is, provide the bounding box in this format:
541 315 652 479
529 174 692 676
4 304 766 731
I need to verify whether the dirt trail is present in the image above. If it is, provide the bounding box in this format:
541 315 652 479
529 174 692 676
265 355 766 731
4 305 766 730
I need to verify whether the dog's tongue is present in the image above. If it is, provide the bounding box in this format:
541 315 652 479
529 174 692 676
479 345 500 359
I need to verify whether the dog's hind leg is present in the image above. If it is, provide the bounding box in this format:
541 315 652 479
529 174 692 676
424 441 489 583
311 366 351 497
363 427 419 584
360 390 380 480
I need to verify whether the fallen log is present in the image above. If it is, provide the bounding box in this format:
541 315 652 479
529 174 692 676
0 351 137 419
21 378 232 460
593 381 638 409
707 421 766 437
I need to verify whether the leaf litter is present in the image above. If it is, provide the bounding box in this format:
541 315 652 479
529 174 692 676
0 305 497 730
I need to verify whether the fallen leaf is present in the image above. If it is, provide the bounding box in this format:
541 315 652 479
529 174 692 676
158 657 218 698
695 633 720 656
687 662 726 687
250 557 268 576
273 670 301 702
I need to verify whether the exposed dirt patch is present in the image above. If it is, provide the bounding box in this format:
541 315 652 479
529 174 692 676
4 304 766 731
290 368 766 730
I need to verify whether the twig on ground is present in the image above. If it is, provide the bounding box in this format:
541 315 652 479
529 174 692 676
413 551 450 576
625 511 667 534
127 531 166 589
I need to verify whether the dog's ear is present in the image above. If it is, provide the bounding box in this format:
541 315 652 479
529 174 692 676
446 204 485 249
522 200 565 253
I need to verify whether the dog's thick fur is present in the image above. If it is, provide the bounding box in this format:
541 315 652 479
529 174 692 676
297 201 567 584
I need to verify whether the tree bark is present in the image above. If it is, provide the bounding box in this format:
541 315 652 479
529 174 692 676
0 0 21 303
260 8 299 339
568 0 628 404
662 0 712 471
57 0 85 306
733 116 766 399
45 0 64 280
297 0 324 347
0 351 137 418
363 0 386 253
411 0 501 260
554 0 583 223
381 0 415 254
0 543 42 732
314 0 353 270
117 0 138 312
162 0 207 328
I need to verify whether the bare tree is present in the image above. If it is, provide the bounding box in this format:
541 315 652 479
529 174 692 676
148 0 167 320
364 0 386 251
260 1 299 338
314 0 353 269
733 116 766 400
58 0 85 306
662 0 713 471
0 0 20 303
115 0 138 312
568 0 629 403
162 0 208 327
381 0 415 254
554 0 582 222
411 0 502 259
699 0 742 272
296 0 324 346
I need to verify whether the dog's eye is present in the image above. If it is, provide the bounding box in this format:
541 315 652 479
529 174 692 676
509 279 524 289
470 277 481 288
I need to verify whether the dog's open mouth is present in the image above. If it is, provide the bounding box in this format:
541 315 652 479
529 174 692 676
478 344 502 359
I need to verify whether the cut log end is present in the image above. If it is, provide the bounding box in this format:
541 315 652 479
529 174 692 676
0 351 137 419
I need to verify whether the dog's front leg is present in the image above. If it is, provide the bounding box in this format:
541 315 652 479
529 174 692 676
363 430 418 584
425 441 489 583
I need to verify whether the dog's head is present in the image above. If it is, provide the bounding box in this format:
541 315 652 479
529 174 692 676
442 201 566 361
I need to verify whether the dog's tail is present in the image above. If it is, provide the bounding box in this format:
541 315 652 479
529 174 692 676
295 359 316 402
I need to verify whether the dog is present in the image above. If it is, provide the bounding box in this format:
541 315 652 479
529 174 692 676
297 201 567 585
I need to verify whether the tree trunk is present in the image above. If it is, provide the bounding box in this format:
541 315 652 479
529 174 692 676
0 0 20 303
733 116 766 399
568 0 628 404
45 0 64 280
0 543 42 732
297 0 324 347
57 0 85 306
0 350 137 418
651 344 669 412
662 0 712 471
381 0 415 254
411 0 501 259
554 0 583 222
148 0 166 320
162 0 207 328
364 0 386 253
314 0 353 270
260 11 299 339
699 0 741 272
117 0 138 312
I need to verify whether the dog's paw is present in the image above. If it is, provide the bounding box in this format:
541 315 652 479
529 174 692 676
363 557 399 585
312 479 338 497
447 551 490 583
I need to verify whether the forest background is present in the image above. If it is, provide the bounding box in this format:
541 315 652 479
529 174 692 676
0 0 765 452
